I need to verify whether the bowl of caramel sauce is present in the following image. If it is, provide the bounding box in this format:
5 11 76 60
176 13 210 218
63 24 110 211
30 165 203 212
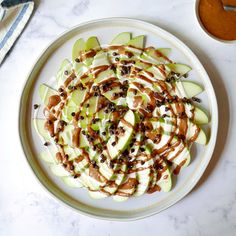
195 0 236 43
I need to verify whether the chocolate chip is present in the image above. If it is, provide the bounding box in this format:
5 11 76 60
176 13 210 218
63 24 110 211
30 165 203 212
165 107 169 112
75 58 80 63
192 97 201 103
86 104 90 108
80 116 84 120
115 57 119 61
44 142 49 146
82 130 86 135
141 160 145 165
33 104 39 109
140 147 145 152
131 148 135 153
112 52 118 56
111 141 116 146
71 112 75 116
109 162 114 169
73 174 79 178
100 154 106 163
58 87 63 93
110 64 116 70
47 120 53 125
102 131 106 136
128 163 133 168
64 70 69 75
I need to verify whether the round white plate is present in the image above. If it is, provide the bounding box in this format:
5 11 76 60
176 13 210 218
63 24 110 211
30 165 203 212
18 18 218 221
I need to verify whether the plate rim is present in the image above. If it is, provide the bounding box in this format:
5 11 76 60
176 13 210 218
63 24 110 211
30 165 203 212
18 17 218 221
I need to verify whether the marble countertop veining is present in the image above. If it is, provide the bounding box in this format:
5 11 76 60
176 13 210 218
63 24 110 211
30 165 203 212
0 0 236 235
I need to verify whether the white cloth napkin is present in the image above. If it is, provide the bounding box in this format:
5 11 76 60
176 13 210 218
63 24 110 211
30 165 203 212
0 0 34 65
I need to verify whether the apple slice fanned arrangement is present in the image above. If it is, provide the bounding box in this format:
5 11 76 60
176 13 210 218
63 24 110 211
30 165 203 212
33 32 209 201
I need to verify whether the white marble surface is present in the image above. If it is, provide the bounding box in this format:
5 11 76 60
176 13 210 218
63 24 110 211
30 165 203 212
0 0 236 235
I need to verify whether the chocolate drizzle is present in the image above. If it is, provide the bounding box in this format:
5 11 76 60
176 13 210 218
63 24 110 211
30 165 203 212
39 42 203 198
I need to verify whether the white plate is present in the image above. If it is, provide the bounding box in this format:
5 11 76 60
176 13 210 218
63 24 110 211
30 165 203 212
18 18 218 221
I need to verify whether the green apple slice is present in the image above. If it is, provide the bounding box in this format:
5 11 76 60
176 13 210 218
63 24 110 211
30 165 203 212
39 84 57 106
87 95 99 116
134 168 152 197
102 86 127 106
157 48 171 57
88 191 108 199
91 51 110 68
146 64 172 80
94 69 116 84
156 161 172 192
111 32 131 45
56 59 73 88
167 63 191 75
40 149 56 164
194 129 207 145
64 145 82 161
72 38 85 61
194 107 209 124
62 176 83 188
61 106 78 123
67 88 87 107
141 48 170 64
33 118 51 141
107 110 135 159
85 36 100 51
128 35 145 48
50 164 71 177
176 81 203 98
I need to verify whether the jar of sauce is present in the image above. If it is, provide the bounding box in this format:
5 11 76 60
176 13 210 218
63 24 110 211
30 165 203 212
196 0 236 42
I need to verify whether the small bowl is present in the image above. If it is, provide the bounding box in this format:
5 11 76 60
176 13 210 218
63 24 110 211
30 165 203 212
195 0 236 44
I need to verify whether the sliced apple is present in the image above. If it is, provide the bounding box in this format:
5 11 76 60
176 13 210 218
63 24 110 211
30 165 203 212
85 36 100 51
102 86 127 106
178 81 203 98
40 149 56 164
39 84 57 106
134 167 152 197
107 110 135 159
194 107 209 124
94 69 116 84
110 32 131 45
91 51 110 68
56 59 73 88
157 48 171 57
72 38 85 61
87 95 99 116
194 129 207 145
50 164 71 177
88 190 108 199
67 88 87 107
64 145 81 161
156 160 172 192
167 63 191 75
128 35 145 48
33 118 51 141
62 176 83 188
141 48 170 64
